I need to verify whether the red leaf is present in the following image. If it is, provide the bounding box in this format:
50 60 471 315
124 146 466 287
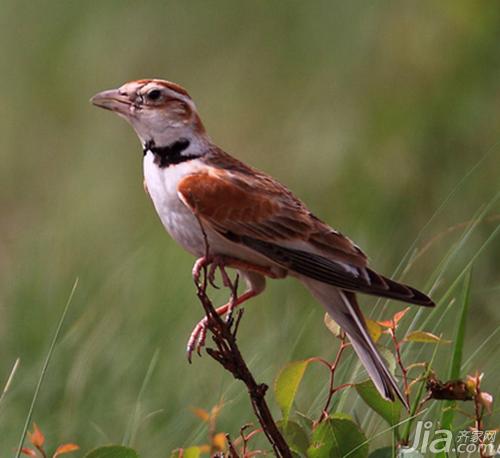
377 319 394 328
53 443 80 457
20 448 37 457
393 307 411 325
29 423 45 448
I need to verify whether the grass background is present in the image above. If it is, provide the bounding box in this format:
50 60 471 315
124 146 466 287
0 1 499 456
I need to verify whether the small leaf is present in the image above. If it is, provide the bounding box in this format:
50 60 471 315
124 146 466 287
393 307 411 325
29 423 45 448
212 432 226 451
278 420 309 455
355 380 401 427
275 360 311 423
307 413 368 458
183 447 201 458
404 331 450 344
190 407 210 422
54 443 80 457
20 448 37 457
323 314 341 337
378 308 411 329
84 445 139 458
377 319 393 329
366 319 382 343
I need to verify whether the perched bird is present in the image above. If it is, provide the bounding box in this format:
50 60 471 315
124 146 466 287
91 79 434 409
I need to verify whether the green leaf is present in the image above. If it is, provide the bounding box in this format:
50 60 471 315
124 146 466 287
366 319 382 343
307 413 368 458
278 420 310 455
85 445 139 458
275 360 311 423
355 380 401 428
368 447 393 458
403 331 450 344
324 313 342 337
183 447 201 458
437 270 472 458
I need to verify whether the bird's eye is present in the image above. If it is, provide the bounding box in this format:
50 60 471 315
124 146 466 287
146 89 162 102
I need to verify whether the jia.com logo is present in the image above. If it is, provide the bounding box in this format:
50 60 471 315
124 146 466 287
399 421 499 456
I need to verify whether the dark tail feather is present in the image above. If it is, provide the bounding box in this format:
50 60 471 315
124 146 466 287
368 269 435 307
232 234 435 307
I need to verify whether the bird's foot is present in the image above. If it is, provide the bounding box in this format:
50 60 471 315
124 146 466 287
186 289 257 362
186 316 209 363
192 255 211 285
192 255 232 289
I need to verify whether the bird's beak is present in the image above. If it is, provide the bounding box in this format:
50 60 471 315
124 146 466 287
90 88 131 114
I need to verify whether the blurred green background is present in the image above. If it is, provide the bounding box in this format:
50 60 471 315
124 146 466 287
0 1 499 456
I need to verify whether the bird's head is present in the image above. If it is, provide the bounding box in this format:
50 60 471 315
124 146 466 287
91 79 206 147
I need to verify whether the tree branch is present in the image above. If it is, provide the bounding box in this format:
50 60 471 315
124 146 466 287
193 220 291 458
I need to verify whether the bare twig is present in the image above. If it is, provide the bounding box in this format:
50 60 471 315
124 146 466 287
389 326 411 408
316 334 350 423
193 219 292 458
234 424 263 457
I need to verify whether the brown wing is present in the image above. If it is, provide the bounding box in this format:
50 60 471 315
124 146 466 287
177 155 367 267
177 150 434 307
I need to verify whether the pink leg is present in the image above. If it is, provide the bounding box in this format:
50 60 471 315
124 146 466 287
187 289 257 362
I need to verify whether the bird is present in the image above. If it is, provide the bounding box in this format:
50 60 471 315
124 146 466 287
91 78 434 410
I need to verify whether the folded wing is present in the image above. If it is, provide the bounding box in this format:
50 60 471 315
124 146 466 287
177 160 433 307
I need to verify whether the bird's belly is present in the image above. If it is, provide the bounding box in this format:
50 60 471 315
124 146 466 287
143 152 206 256
160 203 206 256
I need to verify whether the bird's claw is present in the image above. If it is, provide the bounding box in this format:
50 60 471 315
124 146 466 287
192 256 208 286
193 255 233 289
207 262 220 289
186 318 208 363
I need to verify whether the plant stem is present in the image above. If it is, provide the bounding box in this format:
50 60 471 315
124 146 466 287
390 327 410 409
318 335 348 423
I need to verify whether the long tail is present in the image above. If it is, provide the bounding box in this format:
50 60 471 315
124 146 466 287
302 278 409 410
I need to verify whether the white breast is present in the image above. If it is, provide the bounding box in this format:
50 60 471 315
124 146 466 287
142 151 284 274
143 151 206 256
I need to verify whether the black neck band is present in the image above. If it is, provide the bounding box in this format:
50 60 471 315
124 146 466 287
143 138 196 168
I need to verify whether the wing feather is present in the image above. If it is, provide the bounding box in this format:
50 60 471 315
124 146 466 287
230 234 434 306
177 156 433 307
177 162 367 266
